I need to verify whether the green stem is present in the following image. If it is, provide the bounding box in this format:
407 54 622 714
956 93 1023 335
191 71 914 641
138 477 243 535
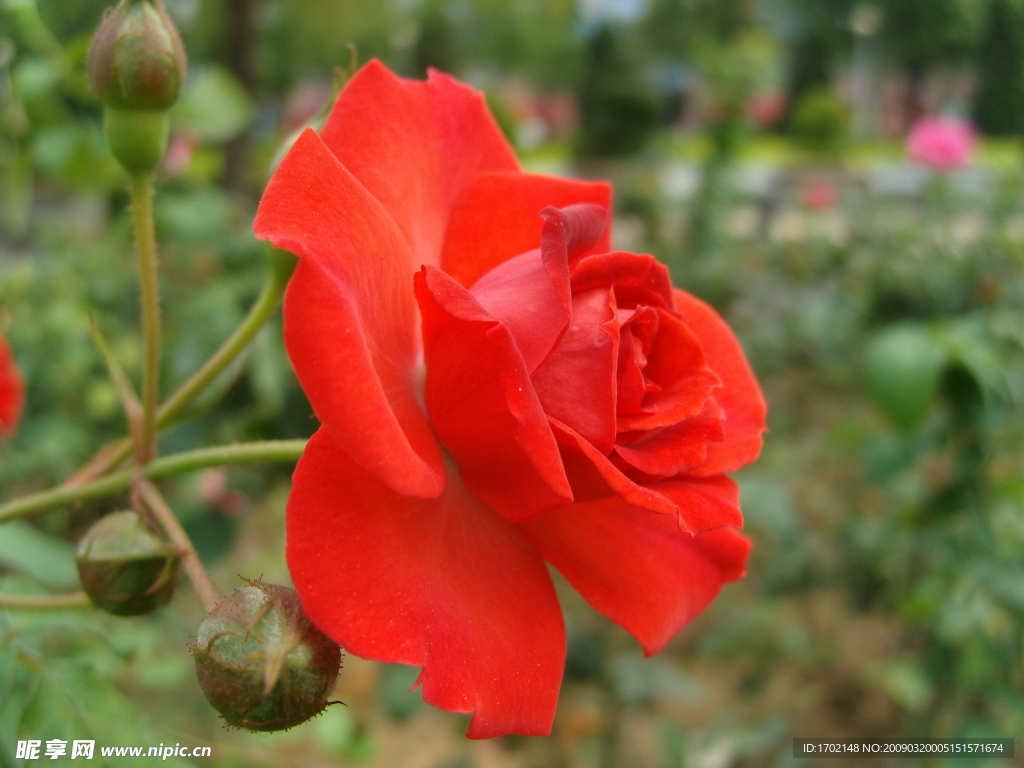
159 266 289 428
140 481 219 612
68 266 291 484
0 592 92 610
130 172 160 465
0 440 307 524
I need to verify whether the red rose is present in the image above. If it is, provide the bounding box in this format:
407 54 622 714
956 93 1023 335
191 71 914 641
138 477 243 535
0 333 24 438
255 61 766 738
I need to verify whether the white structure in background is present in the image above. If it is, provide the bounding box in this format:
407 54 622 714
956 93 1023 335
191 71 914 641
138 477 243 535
578 0 647 27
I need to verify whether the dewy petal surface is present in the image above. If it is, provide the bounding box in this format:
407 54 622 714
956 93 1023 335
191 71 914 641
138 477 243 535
443 172 612 288
0 333 24 438
672 289 768 475
255 129 445 498
318 61 519 268
288 429 566 739
416 266 573 522
521 495 750 656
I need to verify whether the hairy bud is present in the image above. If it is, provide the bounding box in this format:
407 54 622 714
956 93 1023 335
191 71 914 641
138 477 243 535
87 0 186 174
191 581 342 732
75 510 179 616
88 0 185 111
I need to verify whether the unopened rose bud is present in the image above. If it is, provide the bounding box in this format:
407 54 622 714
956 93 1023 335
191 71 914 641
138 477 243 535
87 0 187 173
75 510 179 616
88 0 185 110
191 582 342 732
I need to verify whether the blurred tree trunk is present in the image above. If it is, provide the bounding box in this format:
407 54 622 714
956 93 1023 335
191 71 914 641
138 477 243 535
223 0 255 196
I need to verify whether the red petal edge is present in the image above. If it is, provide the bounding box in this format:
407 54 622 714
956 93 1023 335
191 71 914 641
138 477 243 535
256 128 445 498
415 266 573 522
442 172 612 288
521 498 750 655
672 289 767 475
288 429 566 738
319 61 519 269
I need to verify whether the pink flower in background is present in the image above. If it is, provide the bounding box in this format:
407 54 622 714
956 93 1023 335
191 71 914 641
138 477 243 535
906 116 976 172
163 131 198 175
802 179 838 211
747 92 786 127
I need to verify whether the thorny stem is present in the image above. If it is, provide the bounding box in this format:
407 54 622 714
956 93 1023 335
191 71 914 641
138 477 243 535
0 440 307 525
139 481 218 613
66 266 291 485
130 172 161 465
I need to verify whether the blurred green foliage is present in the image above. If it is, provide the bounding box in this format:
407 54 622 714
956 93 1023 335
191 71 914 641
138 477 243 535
1 0 1024 766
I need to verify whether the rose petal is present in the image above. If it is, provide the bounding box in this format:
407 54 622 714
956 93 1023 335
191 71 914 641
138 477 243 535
616 322 652 415
539 204 609 274
469 205 608 374
470 249 568 374
318 61 518 268
614 403 726 477
652 474 744 534
521 496 750 656
416 265 573 522
548 417 677 515
289 429 566 738
618 308 721 432
443 172 612 288
256 129 445 498
672 289 767 475
571 251 674 310
0 334 24 438
532 288 618 453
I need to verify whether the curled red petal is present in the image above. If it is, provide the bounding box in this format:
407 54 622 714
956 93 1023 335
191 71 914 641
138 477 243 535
570 250 674 310
256 128 445 498
532 287 618 453
319 61 519 268
471 204 609 375
618 307 721 432
470 249 568 374
615 403 726 477
539 203 609 274
442 171 612 288
0 334 24 438
521 496 750 656
288 429 566 738
672 289 767 475
548 417 677 515
416 265 573 522
650 474 744 534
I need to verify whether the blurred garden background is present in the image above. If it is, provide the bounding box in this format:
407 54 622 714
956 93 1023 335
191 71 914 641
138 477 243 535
2 0 1024 765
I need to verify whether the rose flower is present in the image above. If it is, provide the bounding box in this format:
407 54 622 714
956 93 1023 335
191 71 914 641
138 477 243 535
255 61 766 739
0 333 24 438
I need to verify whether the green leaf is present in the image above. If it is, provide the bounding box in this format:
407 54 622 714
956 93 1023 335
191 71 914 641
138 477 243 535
0 521 78 591
865 324 947 429
171 67 253 144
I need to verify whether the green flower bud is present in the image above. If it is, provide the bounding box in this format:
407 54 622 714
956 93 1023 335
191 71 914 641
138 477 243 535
87 0 186 174
88 0 186 111
191 582 342 732
75 510 179 616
